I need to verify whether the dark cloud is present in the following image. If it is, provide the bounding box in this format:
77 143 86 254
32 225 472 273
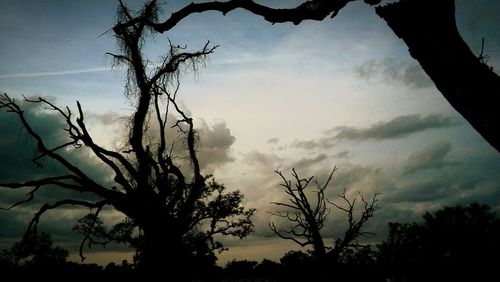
307 148 500 242
329 114 459 141
290 139 317 150
354 59 433 89
290 154 328 171
288 114 458 150
386 171 499 208
455 0 500 65
402 142 458 175
393 179 460 203
0 99 118 251
267 138 279 144
0 99 114 185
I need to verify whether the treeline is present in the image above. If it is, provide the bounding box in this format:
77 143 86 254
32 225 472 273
1 202 498 281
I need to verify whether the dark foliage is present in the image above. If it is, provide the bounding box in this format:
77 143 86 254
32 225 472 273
378 202 500 281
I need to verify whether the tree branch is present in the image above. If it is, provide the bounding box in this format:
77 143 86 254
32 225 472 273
113 0 371 35
0 175 89 211
78 203 106 261
269 221 310 247
74 101 136 193
25 199 108 241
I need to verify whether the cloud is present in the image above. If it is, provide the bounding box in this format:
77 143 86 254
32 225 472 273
402 142 457 175
354 58 433 89
333 150 350 159
0 98 119 250
290 139 318 150
216 141 500 258
1 100 498 265
290 154 329 171
290 138 335 150
0 98 114 186
287 114 458 151
329 114 459 141
267 138 279 144
197 120 236 169
243 151 282 170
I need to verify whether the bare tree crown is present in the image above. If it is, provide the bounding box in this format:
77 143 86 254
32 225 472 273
270 167 379 261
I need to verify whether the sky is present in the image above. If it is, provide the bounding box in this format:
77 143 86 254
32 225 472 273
0 0 499 266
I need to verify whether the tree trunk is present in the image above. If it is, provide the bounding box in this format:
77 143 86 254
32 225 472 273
311 231 326 261
139 222 192 281
376 0 500 152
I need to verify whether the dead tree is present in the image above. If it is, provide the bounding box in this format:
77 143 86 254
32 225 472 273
113 0 500 152
0 1 254 276
270 167 379 262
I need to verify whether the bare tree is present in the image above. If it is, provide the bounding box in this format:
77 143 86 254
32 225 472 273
270 167 379 262
113 0 500 152
0 1 254 276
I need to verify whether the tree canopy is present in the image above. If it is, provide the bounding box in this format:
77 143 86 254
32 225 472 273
0 1 255 277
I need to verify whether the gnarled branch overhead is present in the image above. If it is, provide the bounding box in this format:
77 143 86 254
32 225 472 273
113 0 382 35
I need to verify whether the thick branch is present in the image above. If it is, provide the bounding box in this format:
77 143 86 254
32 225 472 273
74 101 136 192
0 176 85 210
114 0 369 35
376 0 500 152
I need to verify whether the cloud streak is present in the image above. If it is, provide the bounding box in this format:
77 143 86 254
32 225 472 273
291 138 335 150
0 67 110 79
354 58 433 89
288 114 459 151
330 114 460 141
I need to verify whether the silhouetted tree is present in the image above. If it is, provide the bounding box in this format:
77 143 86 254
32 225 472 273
0 1 254 277
254 258 283 278
279 250 317 281
270 167 379 263
279 250 314 269
113 0 500 151
0 232 68 268
224 259 258 277
378 203 500 282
